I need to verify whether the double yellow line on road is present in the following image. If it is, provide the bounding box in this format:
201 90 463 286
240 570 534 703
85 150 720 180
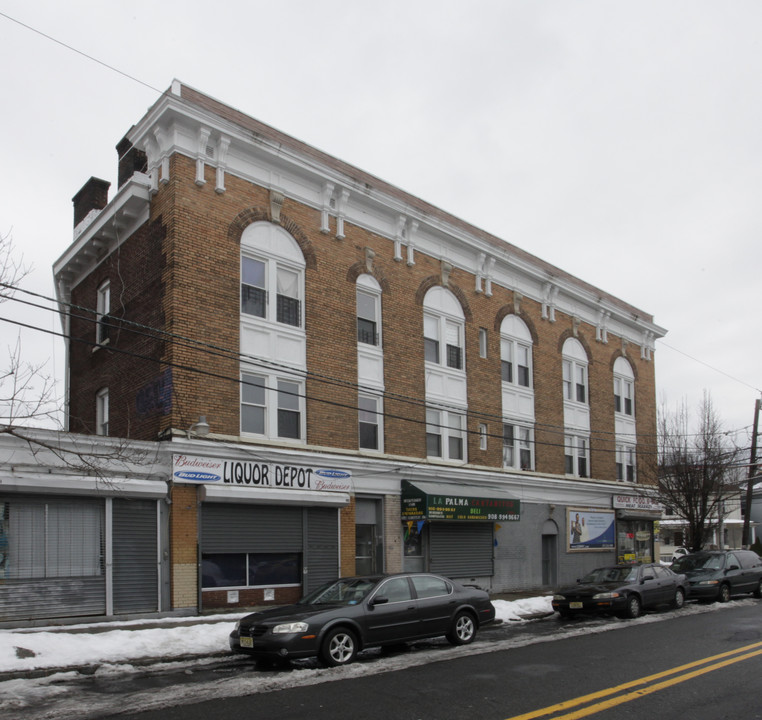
505 640 762 720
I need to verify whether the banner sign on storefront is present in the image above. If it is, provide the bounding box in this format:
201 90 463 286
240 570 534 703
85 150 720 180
172 455 352 493
612 495 661 512
567 508 616 550
401 481 520 522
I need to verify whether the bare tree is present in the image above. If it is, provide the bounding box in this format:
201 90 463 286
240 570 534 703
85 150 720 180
0 229 154 476
0 228 57 429
655 393 743 551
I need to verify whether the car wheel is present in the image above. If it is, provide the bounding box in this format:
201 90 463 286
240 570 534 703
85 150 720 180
319 627 358 667
671 587 685 609
754 579 762 599
718 583 731 603
446 611 477 645
624 594 641 619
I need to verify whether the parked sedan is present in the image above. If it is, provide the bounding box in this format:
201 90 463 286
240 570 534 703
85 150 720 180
229 573 496 666
671 550 762 602
552 564 686 619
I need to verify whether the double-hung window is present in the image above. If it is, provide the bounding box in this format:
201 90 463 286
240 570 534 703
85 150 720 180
96 280 111 345
501 339 531 387
613 360 635 417
358 395 382 451
426 408 465 461
241 255 302 328
96 388 109 436
616 444 636 482
357 290 380 346
563 360 587 404
503 423 533 470
241 373 303 441
424 314 464 370
565 435 589 477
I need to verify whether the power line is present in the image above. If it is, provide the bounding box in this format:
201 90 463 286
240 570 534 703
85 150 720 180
657 339 762 395
0 286 753 459
0 11 162 94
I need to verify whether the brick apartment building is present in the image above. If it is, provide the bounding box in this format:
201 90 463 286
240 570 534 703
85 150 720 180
1 80 668 621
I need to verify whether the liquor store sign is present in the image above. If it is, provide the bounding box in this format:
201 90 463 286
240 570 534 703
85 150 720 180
401 481 520 522
172 455 352 493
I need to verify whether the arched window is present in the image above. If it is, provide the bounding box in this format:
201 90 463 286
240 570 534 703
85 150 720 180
356 275 382 346
614 357 637 482
423 287 467 462
613 357 635 418
240 222 305 328
423 287 465 371
562 338 588 405
562 338 590 478
239 222 306 441
500 315 532 388
501 315 535 470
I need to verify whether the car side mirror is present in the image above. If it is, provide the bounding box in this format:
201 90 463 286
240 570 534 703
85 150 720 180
727 565 740 572
641 575 654 582
370 596 389 606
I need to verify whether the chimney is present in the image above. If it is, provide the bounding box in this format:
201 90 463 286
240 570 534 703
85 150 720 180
117 136 147 189
72 177 111 228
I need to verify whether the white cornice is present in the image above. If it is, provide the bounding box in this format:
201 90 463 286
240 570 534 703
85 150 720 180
89 81 665 347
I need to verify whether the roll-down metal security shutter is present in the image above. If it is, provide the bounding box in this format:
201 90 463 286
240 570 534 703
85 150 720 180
429 522 494 578
202 505 303 553
113 499 159 613
304 507 339 593
0 496 105 622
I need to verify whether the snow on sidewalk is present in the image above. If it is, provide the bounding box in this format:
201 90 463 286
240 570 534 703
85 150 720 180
0 597 553 674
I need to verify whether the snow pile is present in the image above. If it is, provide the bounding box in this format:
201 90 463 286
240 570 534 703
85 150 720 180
0 597 552 674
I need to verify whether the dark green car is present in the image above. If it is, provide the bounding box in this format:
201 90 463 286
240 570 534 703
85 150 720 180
671 550 762 602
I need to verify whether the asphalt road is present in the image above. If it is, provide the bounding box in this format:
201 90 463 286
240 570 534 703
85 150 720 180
7 600 760 719
110 600 762 720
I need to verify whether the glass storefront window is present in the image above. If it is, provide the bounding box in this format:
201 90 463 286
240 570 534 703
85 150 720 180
202 552 301 588
617 520 653 564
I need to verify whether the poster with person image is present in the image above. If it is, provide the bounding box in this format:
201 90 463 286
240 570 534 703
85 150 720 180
567 508 616 550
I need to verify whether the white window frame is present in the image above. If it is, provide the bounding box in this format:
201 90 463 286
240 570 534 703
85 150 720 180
241 253 303 328
96 388 109 436
357 286 381 347
502 423 534 470
616 444 637 482
426 407 466 462
501 339 532 388
478 328 488 359
562 338 589 406
96 280 111 345
478 423 488 451
240 371 304 442
358 394 383 452
613 358 635 418
564 435 589 478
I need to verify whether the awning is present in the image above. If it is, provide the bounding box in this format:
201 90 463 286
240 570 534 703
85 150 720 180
401 480 520 522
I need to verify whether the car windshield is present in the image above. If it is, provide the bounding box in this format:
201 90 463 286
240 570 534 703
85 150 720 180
580 567 639 584
673 553 724 572
298 578 379 606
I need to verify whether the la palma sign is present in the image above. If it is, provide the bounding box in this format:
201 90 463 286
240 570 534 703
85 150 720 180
172 455 352 493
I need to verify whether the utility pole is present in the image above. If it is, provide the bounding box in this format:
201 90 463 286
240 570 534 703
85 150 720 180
742 398 760 548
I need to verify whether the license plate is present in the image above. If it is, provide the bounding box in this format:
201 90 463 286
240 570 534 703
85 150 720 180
240 636 253 649
570 602 583 609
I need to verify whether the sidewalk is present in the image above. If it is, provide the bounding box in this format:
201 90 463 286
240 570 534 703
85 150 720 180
0 595 555 682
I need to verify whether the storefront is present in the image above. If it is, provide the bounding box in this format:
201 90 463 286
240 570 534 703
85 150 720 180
400 480 520 579
0 484 167 623
613 495 661 564
172 454 351 610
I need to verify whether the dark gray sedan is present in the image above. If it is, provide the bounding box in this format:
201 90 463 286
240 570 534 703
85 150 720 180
552 563 687 619
229 573 496 666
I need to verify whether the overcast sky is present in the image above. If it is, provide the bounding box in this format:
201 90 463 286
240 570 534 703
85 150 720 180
1 1 760 450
